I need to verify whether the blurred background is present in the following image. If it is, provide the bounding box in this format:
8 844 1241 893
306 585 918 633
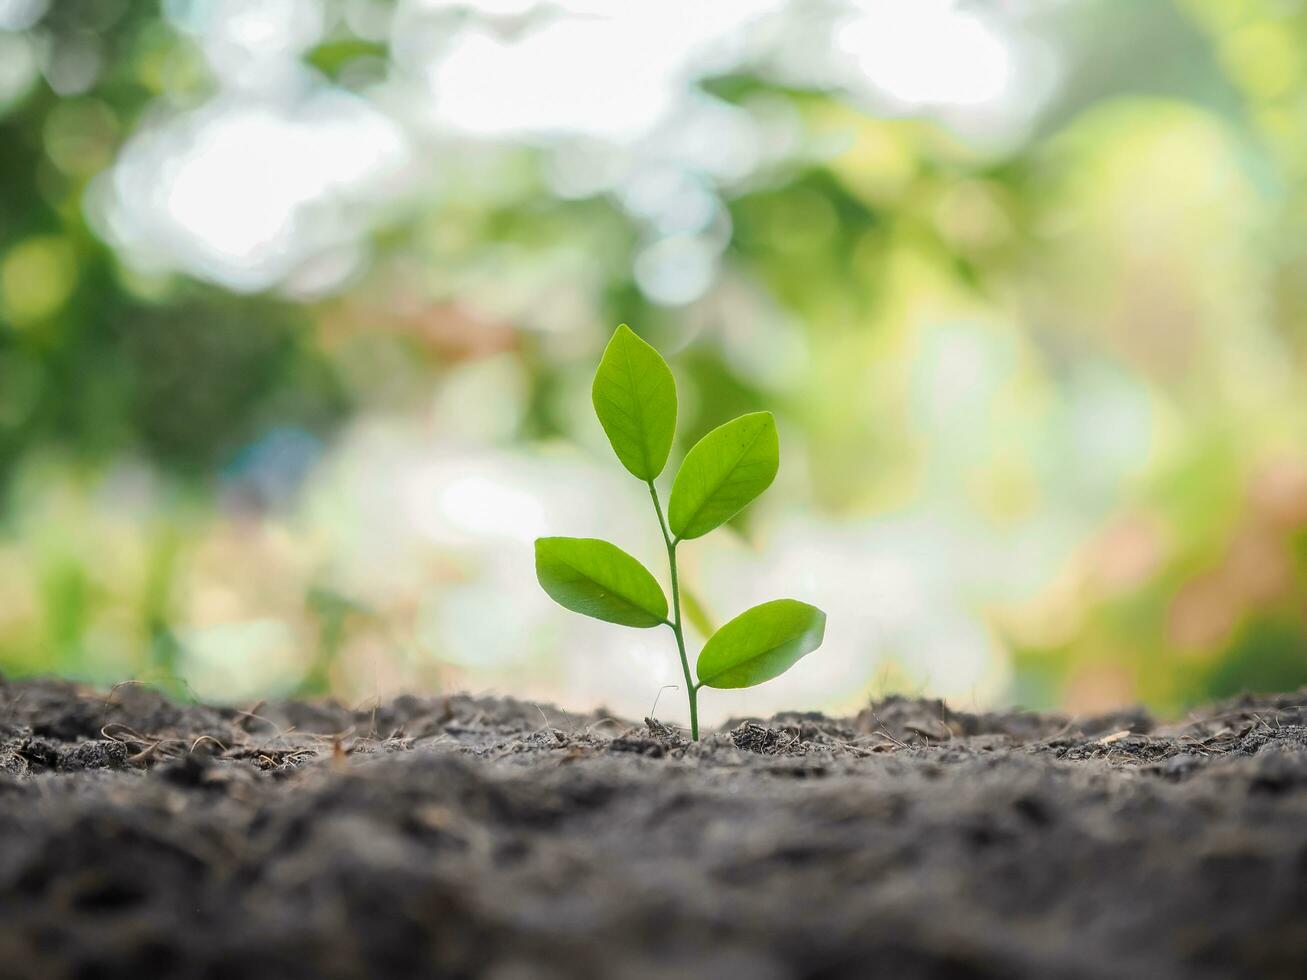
2 0 1306 725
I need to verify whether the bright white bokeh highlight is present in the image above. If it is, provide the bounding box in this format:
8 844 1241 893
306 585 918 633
97 93 408 292
420 0 786 141
837 0 1014 109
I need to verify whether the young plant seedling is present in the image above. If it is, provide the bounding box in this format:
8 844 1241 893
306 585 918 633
535 324 826 740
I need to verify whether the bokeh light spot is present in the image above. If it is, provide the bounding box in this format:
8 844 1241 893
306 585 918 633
1 236 78 325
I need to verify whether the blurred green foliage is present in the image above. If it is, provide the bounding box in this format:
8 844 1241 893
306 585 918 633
0 0 1305 715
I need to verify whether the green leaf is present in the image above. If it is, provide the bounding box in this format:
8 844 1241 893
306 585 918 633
535 537 668 628
669 412 778 540
591 324 677 481
696 599 825 689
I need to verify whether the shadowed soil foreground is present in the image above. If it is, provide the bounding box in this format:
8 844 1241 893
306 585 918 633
1 675 1306 979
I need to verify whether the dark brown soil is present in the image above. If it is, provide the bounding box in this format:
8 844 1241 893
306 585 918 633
2 675 1306 979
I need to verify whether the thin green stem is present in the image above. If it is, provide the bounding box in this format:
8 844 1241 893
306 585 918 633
647 481 699 740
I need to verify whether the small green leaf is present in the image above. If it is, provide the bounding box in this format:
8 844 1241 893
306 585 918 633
669 412 778 540
535 537 668 628
591 324 677 481
696 599 825 689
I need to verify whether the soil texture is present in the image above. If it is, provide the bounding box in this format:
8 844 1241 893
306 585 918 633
2 675 1306 979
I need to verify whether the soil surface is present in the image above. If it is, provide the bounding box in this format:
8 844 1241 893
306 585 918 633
1 675 1306 979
